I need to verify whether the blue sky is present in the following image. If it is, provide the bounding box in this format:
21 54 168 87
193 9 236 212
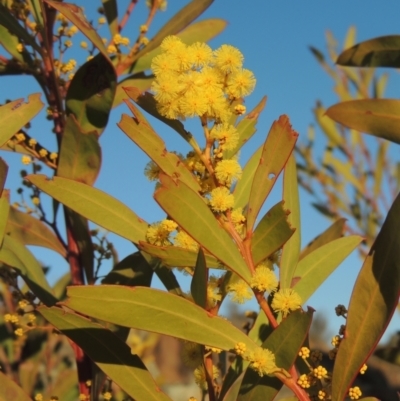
1 1 400 343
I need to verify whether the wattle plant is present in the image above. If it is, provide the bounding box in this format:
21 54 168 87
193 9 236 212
0 2 399 401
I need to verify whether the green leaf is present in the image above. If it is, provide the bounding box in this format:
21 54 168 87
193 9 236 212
38 306 173 401
102 252 153 287
0 371 33 401
27 0 44 29
279 154 301 289
151 261 184 295
154 174 251 282
26 175 148 244
0 3 41 53
0 235 57 306
247 115 298 232
233 146 262 209
127 18 226 75
238 309 313 401
251 201 294 267
0 94 44 147
45 0 110 62
112 73 154 108
373 141 388 199
337 35 400 68
313 101 342 146
132 0 214 60
6 207 66 257
294 236 363 305
53 271 71 300
66 53 116 136
138 242 219 268
57 115 101 185
65 285 258 352
118 106 201 192
332 192 400 401
191 248 207 308
101 0 118 37
299 218 346 260
224 96 267 159
0 196 9 245
326 99 400 144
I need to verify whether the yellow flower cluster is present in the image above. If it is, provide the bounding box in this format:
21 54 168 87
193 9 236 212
271 288 301 317
150 36 256 122
145 219 177 246
250 264 278 293
193 365 219 389
349 386 362 400
248 347 277 377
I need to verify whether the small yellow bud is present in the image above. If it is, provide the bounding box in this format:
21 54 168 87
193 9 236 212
16 43 24 53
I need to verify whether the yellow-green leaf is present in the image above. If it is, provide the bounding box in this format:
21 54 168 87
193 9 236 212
279 154 301 289
26 175 148 244
118 108 201 192
38 306 173 401
326 99 400 144
294 236 363 304
0 371 32 401
6 207 66 257
112 74 154 108
64 285 258 352
154 175 251 282
0 94 44 147
0 235 57 306
247 115 298 232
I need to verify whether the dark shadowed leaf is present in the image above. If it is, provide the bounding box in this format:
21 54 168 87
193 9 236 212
101 0 118 37
251 201 294 267
337 35 400 68
332 192 400 401
191 248 207 308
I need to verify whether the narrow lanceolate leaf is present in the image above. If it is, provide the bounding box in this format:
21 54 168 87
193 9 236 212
0 94 44 147
313 102 342 146
326 99 400 144
0 197 9 245
299 218 346 260
133 0 214 60
224 96 267 159
101 0 118 37
154 175 251 282
238 309 313 401
0 371 32 401
138 242 219 268
294 236 362 305
38 306 173 401
247 115 298 232
332 192 400 401
66 53 116 136
233 146 262 209
279 154 301 289
65 285 258 352
112 74 154 108
45 0 110 62
373 141 388 199
57 115 101 186
0 236 57 306
26 175 148 244
337 35 400 68
251 201 294 267
0 158 8 194
6 207 66 257
191 248 207 308
127 19 226 75
118 109 201 192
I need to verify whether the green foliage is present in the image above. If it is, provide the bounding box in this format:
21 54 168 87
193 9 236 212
0 4 398 401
